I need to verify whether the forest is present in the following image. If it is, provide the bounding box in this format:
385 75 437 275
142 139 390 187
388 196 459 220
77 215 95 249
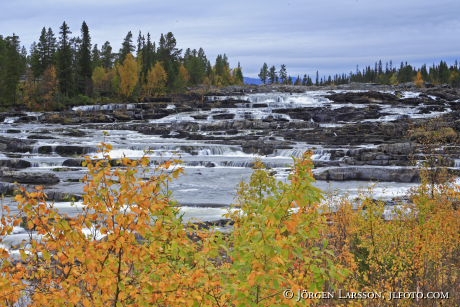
259 60 460 87
2 20 460 112
0 21 244 111
0 20 459 306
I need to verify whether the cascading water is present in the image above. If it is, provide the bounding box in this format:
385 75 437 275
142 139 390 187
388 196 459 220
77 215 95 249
0 89 450 222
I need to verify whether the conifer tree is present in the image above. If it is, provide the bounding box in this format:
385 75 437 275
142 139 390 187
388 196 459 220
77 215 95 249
0 34 26 106
100 41 114 69
91 44 101 69
279 64 287 84
119 31 135 63
184 48 208 85
30 27 57 80
157 32 182 90
268 65 277 84
77 21 92 96
258 62 268 84
233 62 244 85
57 21 73 97
139 33 156 84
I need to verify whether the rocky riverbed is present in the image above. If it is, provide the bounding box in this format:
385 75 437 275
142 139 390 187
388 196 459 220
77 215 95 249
0 83 459 219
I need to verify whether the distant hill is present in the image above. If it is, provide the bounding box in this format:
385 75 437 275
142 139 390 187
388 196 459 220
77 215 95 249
244 77 263 85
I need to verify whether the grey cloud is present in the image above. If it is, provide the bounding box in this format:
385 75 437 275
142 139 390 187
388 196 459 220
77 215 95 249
1 0 459 78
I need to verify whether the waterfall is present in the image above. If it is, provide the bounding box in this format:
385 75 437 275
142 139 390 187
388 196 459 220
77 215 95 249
274 149 306 158
31 145 39 155
455 159 460 168
312 150 331 161
3 117 19 124
72 103 137 112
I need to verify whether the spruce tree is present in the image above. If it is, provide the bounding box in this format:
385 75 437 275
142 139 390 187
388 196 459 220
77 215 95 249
119 31 134 63
100 41 114 69
157 32 181 90
0 34 26 106
258 62 268 84
184 48 208 85
268 65 276 84
279 64 287 84
77 21 92 96
91 44 101 69
139 32 155 84
57 21 73 97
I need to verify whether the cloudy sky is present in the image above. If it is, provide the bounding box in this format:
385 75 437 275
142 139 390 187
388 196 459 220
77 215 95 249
1 0 459 78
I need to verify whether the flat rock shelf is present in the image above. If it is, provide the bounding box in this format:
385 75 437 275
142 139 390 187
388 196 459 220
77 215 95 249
1 85 459 221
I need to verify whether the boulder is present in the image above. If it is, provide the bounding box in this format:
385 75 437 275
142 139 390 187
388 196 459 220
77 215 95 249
0 182 16 195
55 145 96 156
0 136 35 153
62 159 85 167
0 159 31 169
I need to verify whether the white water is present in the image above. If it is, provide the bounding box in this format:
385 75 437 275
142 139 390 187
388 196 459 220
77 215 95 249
1 90 456 222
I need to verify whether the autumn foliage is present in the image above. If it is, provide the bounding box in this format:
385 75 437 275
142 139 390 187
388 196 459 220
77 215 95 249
0 145 459 306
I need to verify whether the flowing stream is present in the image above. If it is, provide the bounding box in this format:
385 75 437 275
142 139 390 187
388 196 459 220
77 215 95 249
1 89 457 224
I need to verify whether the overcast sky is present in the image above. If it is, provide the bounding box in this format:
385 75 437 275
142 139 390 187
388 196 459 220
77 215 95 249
1 0 459 78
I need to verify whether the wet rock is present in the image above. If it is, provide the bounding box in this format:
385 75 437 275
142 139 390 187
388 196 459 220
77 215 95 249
0 182 16 195
424 88 460 101
27 134 57 140
55 145 96 156
0 171 60 185
0 159 31 169
44 191 82 202
62 159 85 167
314 166 420 182
211 113 235 120
378 142 414 155
325 91 399 104
0 136 35 153
62 128 87 137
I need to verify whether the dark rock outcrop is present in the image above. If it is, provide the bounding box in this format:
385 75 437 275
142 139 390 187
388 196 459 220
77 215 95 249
314 166 420 183
0 171 60 185
0 136 35 153
0 159 31 169
325 91 399 104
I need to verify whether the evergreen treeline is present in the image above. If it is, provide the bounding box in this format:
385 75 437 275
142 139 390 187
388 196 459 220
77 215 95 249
0 21 244 110
259 59 460 87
